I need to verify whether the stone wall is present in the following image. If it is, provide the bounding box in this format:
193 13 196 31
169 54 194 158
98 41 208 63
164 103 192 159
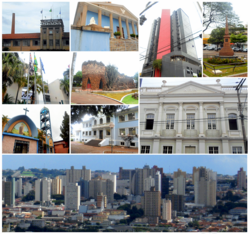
82 60 136 90
110 38 138 51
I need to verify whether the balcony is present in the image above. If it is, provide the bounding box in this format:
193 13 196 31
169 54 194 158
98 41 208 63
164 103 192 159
161 129 176 137
206 130 220 137
141 129 156 137
184 129 198 137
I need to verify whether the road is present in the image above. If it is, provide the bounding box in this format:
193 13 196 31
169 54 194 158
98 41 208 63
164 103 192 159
203 50 247 58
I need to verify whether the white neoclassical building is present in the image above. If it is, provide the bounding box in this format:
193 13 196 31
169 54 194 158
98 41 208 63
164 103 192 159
140 80 248 154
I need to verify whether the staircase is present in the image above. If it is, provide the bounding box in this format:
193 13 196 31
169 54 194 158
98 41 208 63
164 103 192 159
84 139 102 147
110 38 138 51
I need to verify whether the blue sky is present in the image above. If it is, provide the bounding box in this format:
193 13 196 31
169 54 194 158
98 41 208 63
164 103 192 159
2 155 247 175
2 2 70 34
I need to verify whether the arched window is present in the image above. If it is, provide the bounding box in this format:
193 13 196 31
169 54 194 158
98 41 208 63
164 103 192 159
100 118 103 124
145 114 154 130
82 131 85 135
107 117 110 123
94 120 97 125
228 113 238 130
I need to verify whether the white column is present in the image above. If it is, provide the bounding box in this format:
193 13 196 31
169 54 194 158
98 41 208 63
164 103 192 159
176 140 182 153
199 139 205 153
153 139 160 153
156 102 163 136
177 102 183 137
222 140 229 153
220 102 228 137
199 102 205 137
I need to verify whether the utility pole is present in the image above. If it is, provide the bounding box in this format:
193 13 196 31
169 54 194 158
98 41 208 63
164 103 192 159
235 78 247 153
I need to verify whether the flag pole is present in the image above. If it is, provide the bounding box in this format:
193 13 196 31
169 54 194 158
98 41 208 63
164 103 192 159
40 58 46 104
34 52 37 104
27 53 30 104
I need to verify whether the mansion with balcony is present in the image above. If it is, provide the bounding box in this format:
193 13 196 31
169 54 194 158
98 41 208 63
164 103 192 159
140 80 248 154
73 106 138 148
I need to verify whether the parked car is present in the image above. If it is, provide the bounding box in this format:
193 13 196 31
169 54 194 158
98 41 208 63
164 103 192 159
243 48 248 52
215 47 222 51
203 46 208 50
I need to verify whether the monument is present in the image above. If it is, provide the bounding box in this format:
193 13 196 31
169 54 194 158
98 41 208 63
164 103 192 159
218 17 236 58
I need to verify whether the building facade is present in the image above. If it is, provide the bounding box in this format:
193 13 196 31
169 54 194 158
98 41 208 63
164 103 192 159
74 106 138 148
140 80 248 154
66 166 91 184
71 2 138 51
173 169 186 195
237 167 247 190
3 13 69 51
65 183 80 210
162 199 172 222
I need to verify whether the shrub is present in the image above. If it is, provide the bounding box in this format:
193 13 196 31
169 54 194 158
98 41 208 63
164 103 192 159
207 57 243 64
130 34 136 38
114 31 121 36
153 59 162 70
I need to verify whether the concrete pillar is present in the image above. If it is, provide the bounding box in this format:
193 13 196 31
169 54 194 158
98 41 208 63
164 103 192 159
199 102 205 137
109 13 114 38
199 139 205 153
176 140 182 153
80 4 88 26
177 102 183 137
156 102 163 136
153 139 160 153
118 16 124 38
126 18 131 39
222 140 229 153
132 21 136 35
220 102 228 137
98 9 102 26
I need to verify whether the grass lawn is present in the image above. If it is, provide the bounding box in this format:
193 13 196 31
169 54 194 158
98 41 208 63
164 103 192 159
203 59 247 77
122 94 138 104
94 90 138 102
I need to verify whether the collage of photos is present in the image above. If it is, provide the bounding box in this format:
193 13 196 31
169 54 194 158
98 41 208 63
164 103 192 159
1 0 248 233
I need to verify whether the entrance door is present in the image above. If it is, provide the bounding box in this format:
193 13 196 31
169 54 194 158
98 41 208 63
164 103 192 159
87 78 91 89
14 143 28 153
99 79 103 89
185 146 196 154
99 130 103 139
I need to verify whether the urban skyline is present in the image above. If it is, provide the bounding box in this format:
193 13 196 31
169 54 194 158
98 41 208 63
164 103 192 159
2 154 247 175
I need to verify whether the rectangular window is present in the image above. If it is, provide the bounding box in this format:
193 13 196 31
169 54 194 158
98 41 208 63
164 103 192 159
3 40 11 46
49 40 53 46
94 131 96 136
86 124 88 127
129 128 136 135
208 114 216 129
119 128 126 136
128 113 135 120
86 132 88 136
141 146 150 154
49 28 53 34
43 29 46 34
56 40 60 46
229 114 238 130
232 147 242 154
63 39 69 45
106 129 110 135
120 142 125 146
89 131 91 136
166 114 175 129
163 146 173 154
33 40 40 46
209 146 219 154
43 40 47 46
89 124 92 127
119 115 125 122
187 114 195 129
22 40 30 46
56 28 59 33
13 40 20 46
130 142 135 147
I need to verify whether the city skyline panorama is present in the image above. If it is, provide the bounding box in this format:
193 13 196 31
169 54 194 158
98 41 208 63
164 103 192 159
2 154 247 175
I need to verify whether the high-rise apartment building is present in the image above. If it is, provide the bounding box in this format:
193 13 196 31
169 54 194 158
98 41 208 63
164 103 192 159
173 169 186 195
65 183 80 210
143 187 161 224
144 176 155 191
66 166 91 184
57 175 66 194
141 8 201 77
162 175 169 199
193 167 217 206
15 178 22 197
237 168 247 190
24 182 32 196
102 173 117 193
51 176 62 195
78 178 89 199
97 192 107 208
35 178 51 202
162 199 172 222
155 171 161 192
166 194 184 212
3 179 15 206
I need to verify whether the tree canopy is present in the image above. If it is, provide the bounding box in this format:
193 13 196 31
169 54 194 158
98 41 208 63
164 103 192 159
71 105 129 124
60 111 69 144
105 64 118 90
230 33 247 47
203 2 241 32
73 71 82 87
207 28 225 48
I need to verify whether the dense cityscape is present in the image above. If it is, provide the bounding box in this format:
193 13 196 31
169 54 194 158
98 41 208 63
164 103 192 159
2 163 247 232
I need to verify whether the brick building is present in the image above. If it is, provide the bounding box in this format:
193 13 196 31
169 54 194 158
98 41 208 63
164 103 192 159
3 13 69 51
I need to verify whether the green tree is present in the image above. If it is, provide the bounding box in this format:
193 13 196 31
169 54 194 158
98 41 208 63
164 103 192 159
71 105 129 123
230 33 247 49
22 190 35 201
60 111 69 147
60 76 69 96
3 93 15 104
73 71 82 87
105 64 118 90
203 2 241 32
207 28 225 49
2 115 9 127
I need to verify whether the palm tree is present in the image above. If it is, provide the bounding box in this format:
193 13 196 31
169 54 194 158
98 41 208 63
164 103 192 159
28 75 44 104
14 76 27 104
3 93 14 104
2 115 9 129
60 76 69 96
2 53 23 102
